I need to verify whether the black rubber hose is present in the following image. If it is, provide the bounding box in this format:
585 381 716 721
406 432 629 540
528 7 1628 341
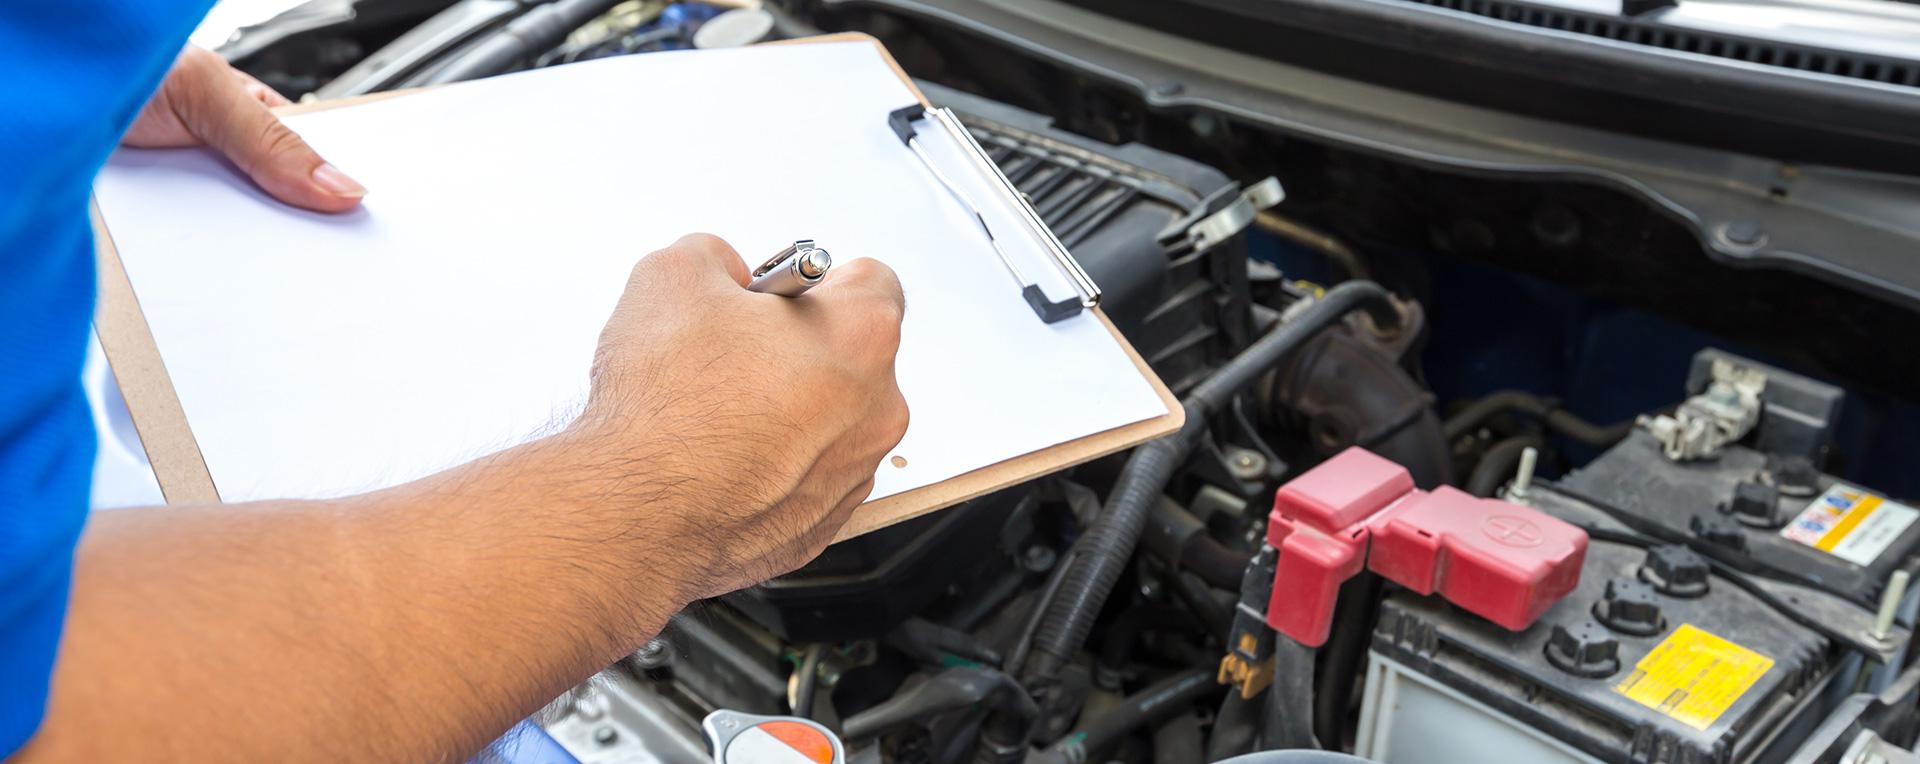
1170 571 1234 642
1312 573 1382 747
1094 606 1185 690
1267 328 1451 489
1181 534 1255 591
1018 283 1397 693
946 569 1024 633
762 1 826 39
1465 434 1545 498
1206 690 1257 760
1143 497 1253 590
421 0 623 85
791 644 823 718
1004 547 1079 678
1546 409 1636 447
1442 390 1634 447
841 667 1035 741
894 617 1004 667
1037 669 1221 763
1262 639 1320 749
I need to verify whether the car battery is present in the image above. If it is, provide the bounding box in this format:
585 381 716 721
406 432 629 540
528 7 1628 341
1554 350 1920 610
1357 537 1843 764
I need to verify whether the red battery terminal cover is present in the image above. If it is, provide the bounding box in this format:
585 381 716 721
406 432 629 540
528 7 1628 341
1264 447 1588 646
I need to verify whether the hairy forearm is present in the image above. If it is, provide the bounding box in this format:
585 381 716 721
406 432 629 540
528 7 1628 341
24 432 689 762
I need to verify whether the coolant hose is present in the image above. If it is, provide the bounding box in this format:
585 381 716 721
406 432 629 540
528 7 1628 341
1038 669 1221 764
841 666 1035 741
1144 497 1253 590
1013 281 1398 712
1442 390 1634 447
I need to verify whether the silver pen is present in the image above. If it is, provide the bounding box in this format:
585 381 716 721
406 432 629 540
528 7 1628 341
747 240 832 297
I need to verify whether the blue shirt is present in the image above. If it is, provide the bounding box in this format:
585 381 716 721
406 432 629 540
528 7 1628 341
1 2 212 754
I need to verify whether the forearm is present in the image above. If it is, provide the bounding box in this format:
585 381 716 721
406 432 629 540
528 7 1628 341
24 433 687 762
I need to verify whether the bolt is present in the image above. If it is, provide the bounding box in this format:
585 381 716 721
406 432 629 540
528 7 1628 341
1719 221 1767 249
1190 113 1218 138
574 690 607 721
1021 545 1057 573
631 639 670 669
593 726 618 745
1225 447 1266 481
1871 570 1911 643
1508 447 1538 503
1529 203 1582 249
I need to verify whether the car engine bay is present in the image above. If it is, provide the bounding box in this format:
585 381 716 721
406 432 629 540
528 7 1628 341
204 1 1920 761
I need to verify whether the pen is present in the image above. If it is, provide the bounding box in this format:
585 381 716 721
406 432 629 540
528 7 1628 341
748 240 832 297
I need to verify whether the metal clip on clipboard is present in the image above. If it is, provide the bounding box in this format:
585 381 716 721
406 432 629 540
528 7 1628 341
888 104 1101 323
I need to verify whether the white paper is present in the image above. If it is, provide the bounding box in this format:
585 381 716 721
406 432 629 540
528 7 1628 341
93 42 1168 505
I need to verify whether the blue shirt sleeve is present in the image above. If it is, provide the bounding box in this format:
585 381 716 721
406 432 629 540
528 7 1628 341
0 2 213 754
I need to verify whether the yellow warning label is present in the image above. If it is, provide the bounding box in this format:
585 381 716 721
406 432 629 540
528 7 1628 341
1613 624 1774 731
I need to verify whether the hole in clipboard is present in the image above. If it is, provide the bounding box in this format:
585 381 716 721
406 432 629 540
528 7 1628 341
890 456 908 469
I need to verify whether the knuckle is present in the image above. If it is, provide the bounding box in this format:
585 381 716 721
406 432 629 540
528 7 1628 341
838 259 904 294
634 243 694 281
836 257 880 278
882 400 910 441
675 232 731 256
259 121 307 158
631 249 668 279
181 46 225 75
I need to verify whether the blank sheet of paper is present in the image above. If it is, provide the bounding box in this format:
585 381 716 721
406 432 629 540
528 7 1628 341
92 42 1169 505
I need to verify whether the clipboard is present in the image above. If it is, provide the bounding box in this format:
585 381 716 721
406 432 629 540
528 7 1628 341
90 33 1183 541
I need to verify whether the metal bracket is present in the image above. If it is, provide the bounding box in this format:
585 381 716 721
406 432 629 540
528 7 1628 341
1188 176 1286 252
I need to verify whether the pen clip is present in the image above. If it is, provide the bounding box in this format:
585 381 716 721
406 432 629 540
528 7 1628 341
754 240 814 279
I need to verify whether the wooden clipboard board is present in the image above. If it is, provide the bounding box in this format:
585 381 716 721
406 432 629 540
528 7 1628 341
91 33 1184 541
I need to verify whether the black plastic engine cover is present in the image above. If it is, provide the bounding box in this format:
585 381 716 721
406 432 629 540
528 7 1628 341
723 487 1026 643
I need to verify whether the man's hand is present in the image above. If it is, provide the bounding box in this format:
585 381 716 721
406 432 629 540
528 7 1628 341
27 234 906 762
123 46 365 212
565 233 910 605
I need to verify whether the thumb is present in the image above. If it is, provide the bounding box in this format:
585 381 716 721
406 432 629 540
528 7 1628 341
180 57 365 212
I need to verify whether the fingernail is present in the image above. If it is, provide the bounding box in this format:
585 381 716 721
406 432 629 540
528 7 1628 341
311 163 367 198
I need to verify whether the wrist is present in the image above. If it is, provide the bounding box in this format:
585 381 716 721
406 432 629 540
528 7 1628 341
379 428 703 653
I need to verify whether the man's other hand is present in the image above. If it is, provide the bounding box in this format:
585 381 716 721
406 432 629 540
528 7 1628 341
569 233 910 605
123 46 365 212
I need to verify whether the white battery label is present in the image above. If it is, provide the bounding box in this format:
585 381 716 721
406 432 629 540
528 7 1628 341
1781 484 1919 566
